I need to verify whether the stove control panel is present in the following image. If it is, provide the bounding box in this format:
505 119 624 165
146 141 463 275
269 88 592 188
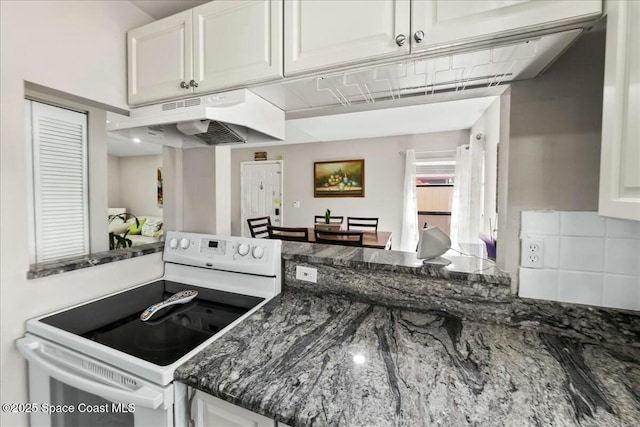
163 231 281 277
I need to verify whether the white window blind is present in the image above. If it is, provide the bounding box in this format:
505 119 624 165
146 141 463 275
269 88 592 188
30 101 89 262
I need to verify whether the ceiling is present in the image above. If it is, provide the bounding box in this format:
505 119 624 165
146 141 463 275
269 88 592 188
130 1 208 19
240 95 497 149
107 132 163 157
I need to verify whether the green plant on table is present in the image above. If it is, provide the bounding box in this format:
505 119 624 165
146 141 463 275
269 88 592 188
324 208 331 224
108 213 140 250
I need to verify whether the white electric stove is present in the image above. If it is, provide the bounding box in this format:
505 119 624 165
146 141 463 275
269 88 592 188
17 231 281 427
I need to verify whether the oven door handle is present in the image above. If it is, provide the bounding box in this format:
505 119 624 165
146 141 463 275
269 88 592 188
17 338 165 409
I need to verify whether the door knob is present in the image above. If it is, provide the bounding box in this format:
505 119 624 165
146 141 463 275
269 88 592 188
395 34 406 46
414 30 424 43
180 81 189 89
189 80 198 88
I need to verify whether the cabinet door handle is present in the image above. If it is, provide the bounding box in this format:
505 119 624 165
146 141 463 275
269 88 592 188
414 30 424 43
395 34 406 46
180 81 189 89
189 80 199 88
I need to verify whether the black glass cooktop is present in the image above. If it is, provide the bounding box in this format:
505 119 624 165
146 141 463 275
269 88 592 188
41 280 264 366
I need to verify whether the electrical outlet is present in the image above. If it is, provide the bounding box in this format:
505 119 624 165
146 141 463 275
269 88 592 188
521 238 544 268
295 265 317 283
293 201 300 208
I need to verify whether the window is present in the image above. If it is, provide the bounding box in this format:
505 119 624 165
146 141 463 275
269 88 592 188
26 100 89 262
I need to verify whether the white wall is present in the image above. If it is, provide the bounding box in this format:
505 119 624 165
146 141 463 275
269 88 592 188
231 131 469 246
108 155 121 207
119 155 163 218
0 2 156 426
505 30 606 286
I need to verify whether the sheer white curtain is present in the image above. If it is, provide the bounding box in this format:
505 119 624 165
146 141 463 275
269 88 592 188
400 149 419 252
450 141 484 251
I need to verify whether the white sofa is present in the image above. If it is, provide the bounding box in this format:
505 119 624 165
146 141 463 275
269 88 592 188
108 211 164 247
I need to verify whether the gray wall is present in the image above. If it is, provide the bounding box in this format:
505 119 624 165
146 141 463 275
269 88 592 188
231 130 469 246
504 30 606 283
118 154 163 218
107 155 121 207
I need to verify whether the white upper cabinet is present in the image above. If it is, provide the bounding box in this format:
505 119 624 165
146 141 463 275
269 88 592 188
284 0 410 75
128 11 193 105
127 1 283 106
193 0 283 93
599 0 640 221
283 0 601 75
410 1 602 53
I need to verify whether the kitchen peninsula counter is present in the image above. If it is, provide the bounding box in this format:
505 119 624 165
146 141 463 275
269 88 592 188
175 290 640 427
280 242 640 347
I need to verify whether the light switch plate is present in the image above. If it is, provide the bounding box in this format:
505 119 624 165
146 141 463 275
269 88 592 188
293 201 300 208
295 265 317 283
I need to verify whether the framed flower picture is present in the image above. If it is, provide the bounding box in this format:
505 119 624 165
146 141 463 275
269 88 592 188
314 159 364 198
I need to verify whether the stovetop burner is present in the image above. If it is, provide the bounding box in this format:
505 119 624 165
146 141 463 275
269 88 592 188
40 280 264 366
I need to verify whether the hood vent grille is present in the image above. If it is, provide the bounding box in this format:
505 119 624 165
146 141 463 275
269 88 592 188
161 97 202 112
176 120 247 145
184 98 201 107
195 121 246 144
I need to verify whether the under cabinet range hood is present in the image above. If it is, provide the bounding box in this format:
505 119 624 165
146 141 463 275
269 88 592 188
106 89 284 148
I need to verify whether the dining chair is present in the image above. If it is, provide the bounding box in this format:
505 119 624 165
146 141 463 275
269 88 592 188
314 215 344 224
347 217 379 231
246 216 271 238
314 230 364 247
267 225 309 242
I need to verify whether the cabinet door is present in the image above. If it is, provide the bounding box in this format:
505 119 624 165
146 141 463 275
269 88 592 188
128 11 193 105
599 0 640 221
285 0 410 75
193 0 283 93
191 390 275 427
411 0 602 53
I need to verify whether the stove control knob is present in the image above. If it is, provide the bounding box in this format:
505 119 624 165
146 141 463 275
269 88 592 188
237 243 250 256
180 238 190 249
169 238 179 249
252 246 265 259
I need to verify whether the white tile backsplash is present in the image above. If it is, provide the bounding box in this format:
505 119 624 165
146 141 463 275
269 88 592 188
557 271 603 306
560 212 606 237
521 211 560 235
519 269 558 300
604 239 640 276
542 236 560 268
602 275 640 311
559 237 604 272
520 210 640 311
606 218 640 239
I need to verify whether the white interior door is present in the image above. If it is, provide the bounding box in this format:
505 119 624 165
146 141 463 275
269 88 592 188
241 161 283 237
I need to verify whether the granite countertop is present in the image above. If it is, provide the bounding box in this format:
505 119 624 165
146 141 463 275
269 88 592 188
176 291 640 427
281 241 510 286
27 242 164 279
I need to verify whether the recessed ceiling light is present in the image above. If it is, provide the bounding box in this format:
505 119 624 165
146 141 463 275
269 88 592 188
106 120 111 124
132 138 141 143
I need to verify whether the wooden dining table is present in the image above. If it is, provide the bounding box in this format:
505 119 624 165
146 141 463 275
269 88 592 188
307 228 392 250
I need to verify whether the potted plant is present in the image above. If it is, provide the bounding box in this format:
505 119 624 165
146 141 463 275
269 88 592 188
108 213 140 250
315 208 341 231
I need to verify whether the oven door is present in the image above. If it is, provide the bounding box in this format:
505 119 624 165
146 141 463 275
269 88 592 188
17 334 175 427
